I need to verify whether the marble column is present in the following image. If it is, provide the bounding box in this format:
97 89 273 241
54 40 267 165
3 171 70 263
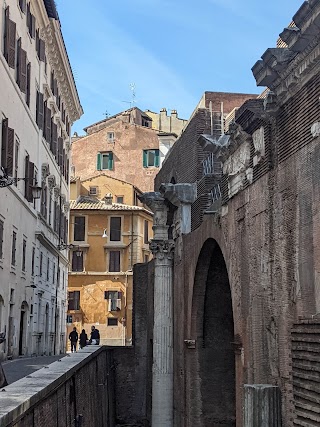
140 192 174 427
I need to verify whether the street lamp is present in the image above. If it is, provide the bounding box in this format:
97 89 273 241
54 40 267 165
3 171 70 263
0 167 42 199
57 243 82 256
102 229 108 238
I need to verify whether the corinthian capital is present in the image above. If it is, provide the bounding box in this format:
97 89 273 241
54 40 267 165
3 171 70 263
149 239 175 260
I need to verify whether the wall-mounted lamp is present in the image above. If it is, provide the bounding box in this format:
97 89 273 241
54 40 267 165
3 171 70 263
57 243 82 256
0 167 42 199
102 229 108 238
26 284 37 289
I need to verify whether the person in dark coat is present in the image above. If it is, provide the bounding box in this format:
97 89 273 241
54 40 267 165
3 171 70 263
90 325 100 345
79 329 88 349
69 327 78 352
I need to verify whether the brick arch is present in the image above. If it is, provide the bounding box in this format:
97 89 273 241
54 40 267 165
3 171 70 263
186 238 236 426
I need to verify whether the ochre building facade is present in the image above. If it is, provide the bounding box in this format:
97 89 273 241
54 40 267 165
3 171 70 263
67 175 153 346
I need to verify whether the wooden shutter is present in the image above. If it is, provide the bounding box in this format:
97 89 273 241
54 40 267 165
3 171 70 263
30 15 36 39
96 153 101 170
58 137 63 167
1 118 8 170
20 49 27 93
8 19 16 69
155 149 160 167
53 79 58 98
36 91 44 129
24 155 29 198
108 152 113 170
51 122 58 158
26 62 31 106
62 148 65 177
39 39 45 62
143 150 147 167
19 0 26 13
44 104 51 144
27 161 34 201
0 221 3 259
16 38 21 86
6 128 14 176
3 7 9 64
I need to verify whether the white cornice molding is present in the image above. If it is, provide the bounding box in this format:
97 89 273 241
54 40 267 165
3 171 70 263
31 0 50 29
40 20 83 124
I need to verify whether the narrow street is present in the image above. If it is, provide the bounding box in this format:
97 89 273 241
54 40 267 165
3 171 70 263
2 355 66 385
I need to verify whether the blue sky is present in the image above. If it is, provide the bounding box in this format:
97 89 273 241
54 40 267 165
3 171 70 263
55 0 303 134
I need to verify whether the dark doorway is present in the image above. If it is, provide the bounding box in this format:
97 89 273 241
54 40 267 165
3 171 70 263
188 239 235 426
19 302 28 356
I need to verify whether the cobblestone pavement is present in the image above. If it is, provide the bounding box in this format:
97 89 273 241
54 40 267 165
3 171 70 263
2 354 66 384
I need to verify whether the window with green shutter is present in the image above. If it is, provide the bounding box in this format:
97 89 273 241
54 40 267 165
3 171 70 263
98 152 114 170
143 149 160 168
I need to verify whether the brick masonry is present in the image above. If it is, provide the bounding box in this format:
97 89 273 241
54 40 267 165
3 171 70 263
150 58 320 427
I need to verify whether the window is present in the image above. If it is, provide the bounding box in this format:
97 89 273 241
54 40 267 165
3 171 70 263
107 318 118 326
40 251 43 276
19 0 26 13
31 247 35 276
143 149 160 168
46 258 50 281
22 239 26 271
110 217 121 241
104 291 122 312
52 262 55 284
0 221 3 259
116 196 124 204
14 139 19 184
40 183 48 219
97 152 113 170
89 186 98 196
144 220 149 244
72 251 83 272
74 216 85 241
107 132 114 142
3 7 16 69
66 314 73 324
109 251 120 272
1 118 15 177
11 231 16 266
68 291 80 311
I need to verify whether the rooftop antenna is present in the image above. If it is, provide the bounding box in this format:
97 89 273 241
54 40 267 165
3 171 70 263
130 83 136 107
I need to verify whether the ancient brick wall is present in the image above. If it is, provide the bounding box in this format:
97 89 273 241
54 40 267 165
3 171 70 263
291 320 320 426
153 69 320 425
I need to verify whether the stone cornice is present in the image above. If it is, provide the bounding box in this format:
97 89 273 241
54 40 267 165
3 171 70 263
252 1 320 106
41 20 83 124
31 0 50 29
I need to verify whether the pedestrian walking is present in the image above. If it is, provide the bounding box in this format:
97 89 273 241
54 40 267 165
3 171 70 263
69 327 78 352
79 329 88 349
89 325 100 345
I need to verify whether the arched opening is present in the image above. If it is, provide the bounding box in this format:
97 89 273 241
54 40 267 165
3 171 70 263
187 239 235 426
19 301 28 355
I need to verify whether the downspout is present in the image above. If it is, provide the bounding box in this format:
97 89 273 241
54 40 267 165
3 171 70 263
53 170 62 354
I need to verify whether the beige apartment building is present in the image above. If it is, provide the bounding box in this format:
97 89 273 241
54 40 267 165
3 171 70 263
0 0 82 359
67 174 153 346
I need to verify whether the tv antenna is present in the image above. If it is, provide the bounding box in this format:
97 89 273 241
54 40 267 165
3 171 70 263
130 83 136 107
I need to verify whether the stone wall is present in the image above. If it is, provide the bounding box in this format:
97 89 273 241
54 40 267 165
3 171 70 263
0 347 115 427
